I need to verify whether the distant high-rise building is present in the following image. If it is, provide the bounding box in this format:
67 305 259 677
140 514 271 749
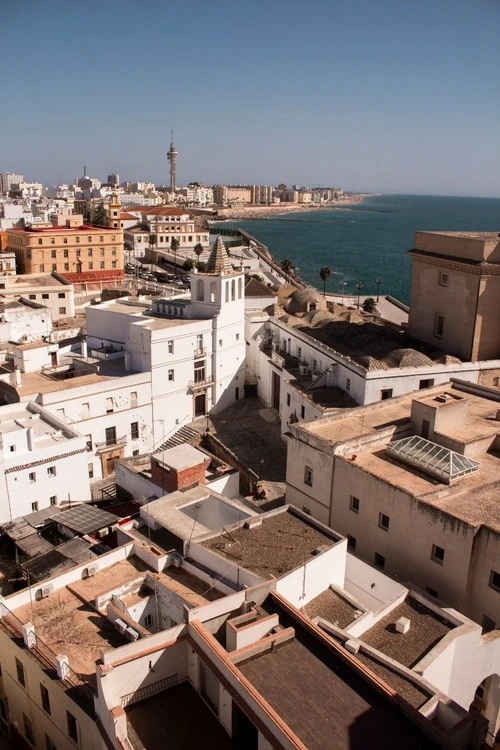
0 173 24 194
167 131 178 193
107 173 120 187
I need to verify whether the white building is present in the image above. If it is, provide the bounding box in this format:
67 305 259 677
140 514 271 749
14 182 44 200
0 297 52 343
0 173 24 194
123 206 209 259
0 401 90 520
0 272 75 322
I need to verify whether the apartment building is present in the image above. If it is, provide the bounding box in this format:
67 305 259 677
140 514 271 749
0 271 75 321
0 173 23 194
408 231 500 362
0 401 90 521
0 505 496 749
6 217 124 283
123 206 209 258
285 380 500 630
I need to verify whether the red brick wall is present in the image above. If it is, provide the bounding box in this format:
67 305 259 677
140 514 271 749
151 459 206 492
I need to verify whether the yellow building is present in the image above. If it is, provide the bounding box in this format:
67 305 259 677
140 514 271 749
6 217 124 282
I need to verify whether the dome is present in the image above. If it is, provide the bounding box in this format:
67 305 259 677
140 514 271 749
286 287 327 315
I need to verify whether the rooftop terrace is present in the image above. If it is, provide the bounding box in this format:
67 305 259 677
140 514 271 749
200 508 339 579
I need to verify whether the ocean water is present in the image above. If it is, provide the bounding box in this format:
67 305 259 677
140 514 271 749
218 194 500 303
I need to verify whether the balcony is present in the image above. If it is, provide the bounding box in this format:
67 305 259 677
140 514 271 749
193 347 207 358
187 376 214 391
95 435 127 452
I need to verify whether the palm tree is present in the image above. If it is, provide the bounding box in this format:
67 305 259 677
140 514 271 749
281 258 295 277
148 233 157 268
171 237 180 276
193 242 204 269
356 281 365 309
319 266 331 297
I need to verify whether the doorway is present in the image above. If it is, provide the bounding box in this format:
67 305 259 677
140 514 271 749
272 371 280 411
194 392 206 417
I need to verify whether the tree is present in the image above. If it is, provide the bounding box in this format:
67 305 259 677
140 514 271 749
197 261 207 272
193 242 204 268
183 258 194 270
319 266 331 297
92 202 107 226
281 258 295 276
148 233 157 267
362 297 376 313
356 281 365 309
171 237 180 275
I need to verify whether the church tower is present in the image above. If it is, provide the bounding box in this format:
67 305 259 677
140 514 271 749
108 192 121 229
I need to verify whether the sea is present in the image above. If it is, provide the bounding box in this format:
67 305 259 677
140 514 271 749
216 194 500 303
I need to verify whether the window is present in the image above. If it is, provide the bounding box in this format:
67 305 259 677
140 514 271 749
29 294 36 300
434 313 444 338
489 569 500 592
47 466 56 477
304 465 313 486
63 249 69 258
302 506 312 516
236 333 240 341
45 734 57 750
88 248 93 256
88 463 94 479
130 391 138 408
167 340 174 354
168 369 174 381
132 449 139 457
345 377 351 392
29 472 36 483
31 502 38 512
87 236 92 242
16 657 25 686
374 552 385 569
76 236 80 243
82 402 90 419
111 248 116 255
85 435 92 451
235 387 239 400
482 614 496 634
52 264 57 271
58 292 65 299
99 236 104 242
100 248 105 256
40 683 51 713
347 535 357 550
380 388 393 400
297 347 302 359
59 307 66 315
40 264 45 272
426 587 438 598
286 393 291 406
194 360 205 383
439 272 448 286
38 238 43 245
350 496 360 513
378 512 390 531
105 426 117 446
67 710 78 742
431 544 445 564
51 249 56 258
50 238 55 245
300 405 305 419
144 614 153 629
50 496 57 506
76 249 81 257
419 378 434 389
131 422 139 440
111 261 117 268
100 261 105 269
105 397 114 414
88 262 93 270
23 713 34 745
9 445 15 452
63 263 69 271
219 339 223 347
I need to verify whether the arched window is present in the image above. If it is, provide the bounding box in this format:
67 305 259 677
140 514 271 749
238 277 242 299
197 279 204 301
225 281 229 303
231 280 236 301
210 281 216 303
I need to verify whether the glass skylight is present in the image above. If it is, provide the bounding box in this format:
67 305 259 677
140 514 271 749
386 435 480 484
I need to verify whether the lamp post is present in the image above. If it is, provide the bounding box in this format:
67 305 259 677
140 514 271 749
376 276 383 302
341 282 347 306
356 281 364 309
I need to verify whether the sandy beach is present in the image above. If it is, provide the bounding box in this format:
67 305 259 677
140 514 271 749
215 193 374 221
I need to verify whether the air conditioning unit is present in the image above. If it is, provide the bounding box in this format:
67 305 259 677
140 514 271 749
114 618 127 635
82 563 99 579
169 552 183 568
125 627 139 642
36 583 54 600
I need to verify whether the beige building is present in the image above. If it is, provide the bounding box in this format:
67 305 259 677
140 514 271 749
408 231 500 362
285 380 500 629
6 218 124 283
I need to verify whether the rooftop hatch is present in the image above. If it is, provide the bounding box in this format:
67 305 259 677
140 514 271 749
386 435 480 484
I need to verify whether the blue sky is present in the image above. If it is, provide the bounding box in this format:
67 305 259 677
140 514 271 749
1 0 499 196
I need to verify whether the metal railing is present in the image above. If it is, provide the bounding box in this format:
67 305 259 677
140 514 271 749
95 435 127 451
121 673 181 708
193 347 207 358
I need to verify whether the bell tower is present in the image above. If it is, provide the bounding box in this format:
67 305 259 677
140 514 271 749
108 192 121 229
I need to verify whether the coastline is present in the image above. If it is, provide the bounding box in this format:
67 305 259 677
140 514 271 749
214 193 376 221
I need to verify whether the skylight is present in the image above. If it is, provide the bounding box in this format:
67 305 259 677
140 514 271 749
386 435 480 484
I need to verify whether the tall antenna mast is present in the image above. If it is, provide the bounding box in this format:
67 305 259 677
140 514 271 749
167 131 178 194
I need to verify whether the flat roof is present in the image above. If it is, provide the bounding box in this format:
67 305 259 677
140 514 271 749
362 597 453 669
154 444 206 471
7 273 70 288
200 508 338 579
304 588 358 629
238 626 439 749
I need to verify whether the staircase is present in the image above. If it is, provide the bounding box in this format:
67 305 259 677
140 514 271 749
158 424 199 451
308 364 334 391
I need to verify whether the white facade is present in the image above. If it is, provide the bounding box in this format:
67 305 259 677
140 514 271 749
0 298 52 343
0 272 75 321
0 401 90 521
0 173 24 194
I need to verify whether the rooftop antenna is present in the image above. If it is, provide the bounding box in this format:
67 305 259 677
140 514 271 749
83 165 87 178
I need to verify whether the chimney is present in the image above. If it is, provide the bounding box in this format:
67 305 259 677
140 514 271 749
27 428 34 451
81 340 88 358
14 367 21 386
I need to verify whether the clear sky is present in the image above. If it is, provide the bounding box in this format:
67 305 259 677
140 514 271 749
1 0 499 196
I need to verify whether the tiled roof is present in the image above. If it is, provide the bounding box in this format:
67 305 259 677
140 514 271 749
141 206 189 216
245 277 275 297
205 235 234 274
